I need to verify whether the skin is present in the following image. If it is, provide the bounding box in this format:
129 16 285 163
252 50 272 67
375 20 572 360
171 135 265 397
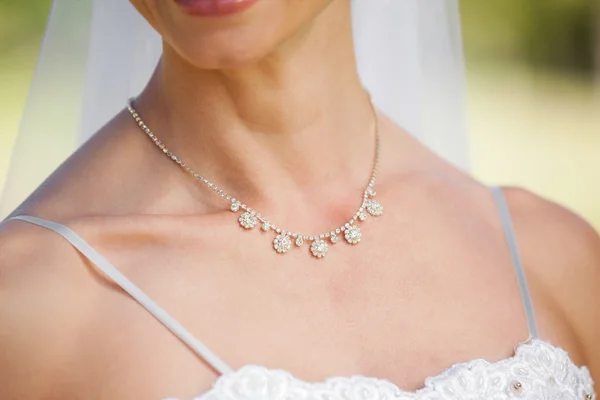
0 0 599 398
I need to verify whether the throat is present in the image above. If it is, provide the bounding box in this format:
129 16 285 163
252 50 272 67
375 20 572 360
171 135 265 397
131 73 377 215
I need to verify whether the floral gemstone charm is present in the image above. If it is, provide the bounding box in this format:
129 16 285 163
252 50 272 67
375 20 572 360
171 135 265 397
310 240 328 258
344 225 362 244
238 212 258 229
273 234 292 254
365 199 383 216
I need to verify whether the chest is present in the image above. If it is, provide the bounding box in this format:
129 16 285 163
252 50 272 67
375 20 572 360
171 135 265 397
70 208 539 399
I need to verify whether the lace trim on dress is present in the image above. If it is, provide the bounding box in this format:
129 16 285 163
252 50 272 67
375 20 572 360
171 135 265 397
168 339 594 400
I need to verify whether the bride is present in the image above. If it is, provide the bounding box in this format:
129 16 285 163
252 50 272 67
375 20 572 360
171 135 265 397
0 0 598 399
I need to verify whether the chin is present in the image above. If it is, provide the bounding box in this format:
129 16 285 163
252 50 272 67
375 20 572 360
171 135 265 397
167 19 291 69
131 0 335 69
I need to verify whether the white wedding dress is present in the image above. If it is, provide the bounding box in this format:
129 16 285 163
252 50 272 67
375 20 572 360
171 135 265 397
5 187 594 400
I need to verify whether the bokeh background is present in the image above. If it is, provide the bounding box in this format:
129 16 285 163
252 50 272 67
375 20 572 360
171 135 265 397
0 1 599 226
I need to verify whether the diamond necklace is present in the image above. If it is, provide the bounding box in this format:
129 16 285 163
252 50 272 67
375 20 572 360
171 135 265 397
126 98 383 259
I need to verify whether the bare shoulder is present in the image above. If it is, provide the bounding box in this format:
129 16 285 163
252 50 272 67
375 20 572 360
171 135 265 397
0 219 99 399
0 113 139 397
501 186 600 294
502 187 600 372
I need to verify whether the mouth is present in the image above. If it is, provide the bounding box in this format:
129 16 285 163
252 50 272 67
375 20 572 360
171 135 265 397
173 0 260 16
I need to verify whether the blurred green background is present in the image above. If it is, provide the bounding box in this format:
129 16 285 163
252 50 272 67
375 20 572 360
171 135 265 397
0 1 599 227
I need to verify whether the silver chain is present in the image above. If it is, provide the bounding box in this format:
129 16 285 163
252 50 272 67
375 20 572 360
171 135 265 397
126 97 383 259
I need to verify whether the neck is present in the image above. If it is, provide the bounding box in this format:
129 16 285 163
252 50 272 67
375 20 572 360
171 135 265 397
134 0 376 211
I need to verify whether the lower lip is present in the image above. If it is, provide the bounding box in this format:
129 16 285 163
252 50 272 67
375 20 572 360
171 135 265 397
174 0 259 16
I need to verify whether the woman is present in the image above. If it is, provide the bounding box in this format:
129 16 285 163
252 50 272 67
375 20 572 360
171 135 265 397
0 0 598 399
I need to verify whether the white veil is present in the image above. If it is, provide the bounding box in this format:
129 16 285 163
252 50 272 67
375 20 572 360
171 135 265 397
0 0 469 218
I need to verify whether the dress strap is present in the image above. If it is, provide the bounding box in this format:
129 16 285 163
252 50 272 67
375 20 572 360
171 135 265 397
491 187 540 338
5 215 234 375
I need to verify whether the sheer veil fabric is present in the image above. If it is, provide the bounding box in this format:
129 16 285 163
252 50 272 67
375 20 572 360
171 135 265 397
0 0 469 217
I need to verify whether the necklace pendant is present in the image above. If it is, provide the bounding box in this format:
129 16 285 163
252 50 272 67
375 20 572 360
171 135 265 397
295 236 304 247
344 225 362 245
273 234 292 254
239 212 258 229
310 240 328 259
330 233 339 244
365 199 383 216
